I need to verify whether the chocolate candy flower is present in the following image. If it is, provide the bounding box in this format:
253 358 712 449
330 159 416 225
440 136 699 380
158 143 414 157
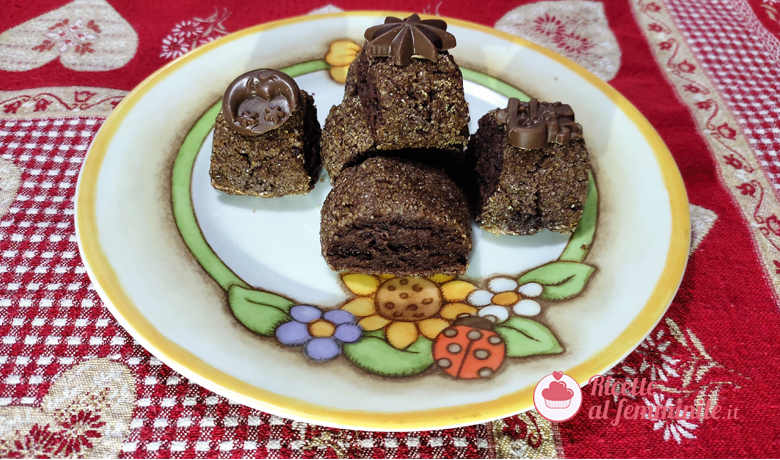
364 14 456 66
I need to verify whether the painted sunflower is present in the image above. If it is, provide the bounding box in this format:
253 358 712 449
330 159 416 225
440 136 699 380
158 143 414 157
339 273 479 349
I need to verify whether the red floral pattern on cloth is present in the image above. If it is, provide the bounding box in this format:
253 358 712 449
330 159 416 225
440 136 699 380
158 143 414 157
160 9 231 60
628 0 780 294
5 409 106 457
0 357 134 457
493 1 621 81
2 0 780 458
603 318 745 443
0 0 138 73
664 0 780 192
0 89 124 116
32 18 102 56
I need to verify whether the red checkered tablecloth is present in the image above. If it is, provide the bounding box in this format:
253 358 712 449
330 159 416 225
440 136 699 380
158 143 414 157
1 0 779 458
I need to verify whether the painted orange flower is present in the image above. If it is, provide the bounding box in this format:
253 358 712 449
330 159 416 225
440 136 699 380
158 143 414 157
339 274 478 349
325 40 361 83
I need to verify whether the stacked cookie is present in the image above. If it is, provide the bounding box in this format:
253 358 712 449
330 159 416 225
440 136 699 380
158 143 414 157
319 15 473 276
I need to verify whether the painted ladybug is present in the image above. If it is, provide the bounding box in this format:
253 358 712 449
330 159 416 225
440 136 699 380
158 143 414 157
433 316 506 379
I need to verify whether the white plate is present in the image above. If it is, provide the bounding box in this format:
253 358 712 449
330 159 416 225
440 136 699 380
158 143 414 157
76 12 690 430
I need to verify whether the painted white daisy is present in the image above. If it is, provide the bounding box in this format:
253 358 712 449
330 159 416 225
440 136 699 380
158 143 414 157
466 277 543 323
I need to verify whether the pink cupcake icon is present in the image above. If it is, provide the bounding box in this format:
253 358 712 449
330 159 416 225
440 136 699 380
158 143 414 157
542 380 574 409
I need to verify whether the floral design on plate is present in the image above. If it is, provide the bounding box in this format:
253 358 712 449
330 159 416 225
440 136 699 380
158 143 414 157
325 40 362 83
468 277 544 322
494 1 621 81
227 244 597 379
160 9 231 60
277 305 362 361
339 273 477 350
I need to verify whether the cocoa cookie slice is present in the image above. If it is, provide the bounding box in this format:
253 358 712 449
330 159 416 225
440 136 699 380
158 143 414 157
320 156 472 276
468 97 590 235
320 96 466 184
346 15 470 151
210 68 321 197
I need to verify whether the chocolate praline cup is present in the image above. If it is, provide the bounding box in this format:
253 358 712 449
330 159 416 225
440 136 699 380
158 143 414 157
320 156 472 276
210 69 321 197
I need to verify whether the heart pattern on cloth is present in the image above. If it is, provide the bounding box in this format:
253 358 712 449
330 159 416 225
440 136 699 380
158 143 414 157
307 4 345 15
0 158 21 219
0 359 136 458
690 204 718 254
494 0 621 81
0 0 138 72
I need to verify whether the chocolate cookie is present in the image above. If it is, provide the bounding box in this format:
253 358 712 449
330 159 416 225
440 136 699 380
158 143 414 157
320 156 472 276
210 69 321 197
468 98 590 235
345 15 469 151
320 96 466 184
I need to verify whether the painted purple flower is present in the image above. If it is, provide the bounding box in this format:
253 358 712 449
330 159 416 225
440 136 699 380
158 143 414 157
276 305 362 361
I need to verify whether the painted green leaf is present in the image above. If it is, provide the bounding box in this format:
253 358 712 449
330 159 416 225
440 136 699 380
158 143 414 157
343 335 434 377
517 261 595 300
560 172 598 263
228 285 294 337
361 329 386 339
495 317 563 358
